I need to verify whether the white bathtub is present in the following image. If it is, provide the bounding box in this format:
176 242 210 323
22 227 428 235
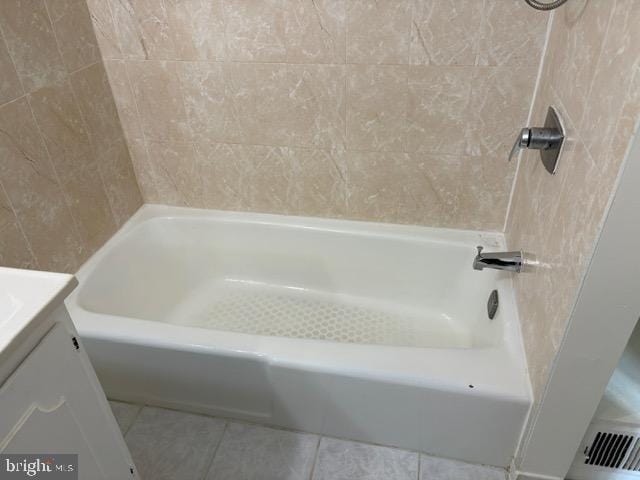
66 204 531 467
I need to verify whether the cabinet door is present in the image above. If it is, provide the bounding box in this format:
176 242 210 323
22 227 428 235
0 323 135 479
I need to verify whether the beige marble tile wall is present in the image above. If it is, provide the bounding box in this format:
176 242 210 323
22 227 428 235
88 0 548 230
0 0 142 272
506 0 640 401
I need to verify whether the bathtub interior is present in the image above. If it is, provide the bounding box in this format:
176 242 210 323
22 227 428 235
76 212 508 350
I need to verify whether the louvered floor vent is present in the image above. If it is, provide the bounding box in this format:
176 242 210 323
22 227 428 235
568 422 640 480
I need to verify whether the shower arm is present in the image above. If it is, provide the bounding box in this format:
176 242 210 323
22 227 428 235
523 0 569 11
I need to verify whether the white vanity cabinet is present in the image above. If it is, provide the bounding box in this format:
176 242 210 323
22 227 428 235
0 268 136 479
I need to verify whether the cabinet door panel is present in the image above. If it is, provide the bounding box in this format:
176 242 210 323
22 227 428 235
0 324 133 479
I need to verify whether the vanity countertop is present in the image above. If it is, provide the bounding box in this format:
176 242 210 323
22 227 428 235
0 267 77 360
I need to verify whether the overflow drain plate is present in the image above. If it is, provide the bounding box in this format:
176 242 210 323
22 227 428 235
487 289 499 320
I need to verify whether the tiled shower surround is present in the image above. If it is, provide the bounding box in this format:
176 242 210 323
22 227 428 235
507 0 640 402
1 0 640 461
0 0 142 272
89 0 548 230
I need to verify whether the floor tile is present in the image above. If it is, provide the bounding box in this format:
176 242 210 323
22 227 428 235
312 437 419 480
419 456 506 480
109 400 141 434
206 422 319 480
125 407 225 480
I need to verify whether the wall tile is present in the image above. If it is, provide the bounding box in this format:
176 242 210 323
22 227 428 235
85 0 122 59
29 82 116 256
55 157 116 261
110 0 175 60
0 97 82 272
87 0 549 233
283 0 345 64
410 152 512 231
70 62 124 152
225 0 345 64
0 0 66 92
410 0 482 66
126 60 192 143
579 0 640 166
0 187 37 269
407 66 536 157
223 63 345 149
127 139 159 202
345 150 507 230
506 0 640 410
289 146 347 218
543 0 612 129
346 0 411 65
347 65 408 152
407 66 474 155
0 35 23 105
0 2 145 272
153 140 219 209
146 140 347 218
98 139 143 227
143 140 193 206
46 0 101 72
223 0 287 62
0 218 38 269
609 65 640 173
194 143 347 217
467 66 537 157
346 151 440 225
177 62 239 144
165 0 225 61
28 81 92 161
477 0 548 67
103 60 143 143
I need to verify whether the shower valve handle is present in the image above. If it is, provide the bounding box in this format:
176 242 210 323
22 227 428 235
508 128 531 163
507 106 565 174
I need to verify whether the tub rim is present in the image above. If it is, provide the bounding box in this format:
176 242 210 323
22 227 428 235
66 204 532 404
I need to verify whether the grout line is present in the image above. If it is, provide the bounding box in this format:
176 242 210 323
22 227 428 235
67 60 101 78
122 403 145 437
343 0 349 217
65 62 122 232
86 0 146 215
137 136 500 160
25 93 87 267
574 0 617 131
221 0 229 61
0 179 39 269
199 422 228 480
501 9 555 235
0 0 44 268
0 20 27 101
0 92 29 110
97 0 149 208
308 436 323 480
117 57 529 69
121 55 157 202
40 0 91 258
44 0 120 231
104 0 126 56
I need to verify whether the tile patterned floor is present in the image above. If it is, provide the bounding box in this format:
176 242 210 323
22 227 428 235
110 401 507 480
